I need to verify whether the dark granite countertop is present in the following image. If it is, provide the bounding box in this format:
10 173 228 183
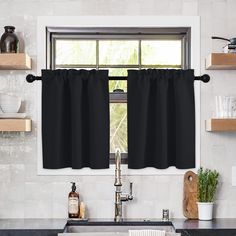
172 218 236 230
0 219 66 230
0 218 235 230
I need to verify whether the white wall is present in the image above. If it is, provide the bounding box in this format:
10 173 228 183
0 0 236 219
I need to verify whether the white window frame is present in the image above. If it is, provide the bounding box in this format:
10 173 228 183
37 16 200 176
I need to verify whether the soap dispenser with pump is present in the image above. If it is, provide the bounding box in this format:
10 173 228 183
68 182 80 218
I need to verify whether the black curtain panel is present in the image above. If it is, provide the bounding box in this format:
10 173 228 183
42 69 109 169
128 69 195 169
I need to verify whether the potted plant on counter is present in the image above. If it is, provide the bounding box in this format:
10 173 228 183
197 167 219 221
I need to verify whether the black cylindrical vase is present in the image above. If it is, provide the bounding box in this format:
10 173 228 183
0 26 19 53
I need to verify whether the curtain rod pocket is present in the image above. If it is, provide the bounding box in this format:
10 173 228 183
26 73 210 83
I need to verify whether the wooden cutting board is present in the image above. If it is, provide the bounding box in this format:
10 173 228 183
183 171 198 219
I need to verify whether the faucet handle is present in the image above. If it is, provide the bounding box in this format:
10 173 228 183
120 182 134 202
129 182 133 195
128 182 133 200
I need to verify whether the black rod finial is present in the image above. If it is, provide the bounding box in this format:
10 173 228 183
26 74 35 83
201 74 210 83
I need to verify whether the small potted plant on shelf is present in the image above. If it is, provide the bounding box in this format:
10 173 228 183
197 167 219 221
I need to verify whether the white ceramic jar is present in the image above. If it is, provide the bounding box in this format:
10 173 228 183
0 93 21 113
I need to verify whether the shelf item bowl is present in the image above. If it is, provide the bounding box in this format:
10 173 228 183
0 93 21 113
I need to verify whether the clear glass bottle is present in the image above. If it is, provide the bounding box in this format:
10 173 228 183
0 26 19 53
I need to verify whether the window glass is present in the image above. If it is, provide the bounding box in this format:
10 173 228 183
107 68 129 92
109 80 127 93
110 103 127 153
141 40 181 67
99 40 139 65
55 40 96 66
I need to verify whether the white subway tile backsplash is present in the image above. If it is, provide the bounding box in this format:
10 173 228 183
25 182 53 201
52 201 67 219
182 0 198 16
24 199 53 218
0 165 10 182
10 164 25 182
0 201 25 218
232 166 236 187
8 182 25 202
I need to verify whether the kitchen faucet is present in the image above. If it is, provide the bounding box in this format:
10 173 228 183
114 148 133 222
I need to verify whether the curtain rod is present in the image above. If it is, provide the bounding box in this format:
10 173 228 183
26 74 210 83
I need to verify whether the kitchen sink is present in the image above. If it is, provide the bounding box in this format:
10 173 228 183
58 219 180 236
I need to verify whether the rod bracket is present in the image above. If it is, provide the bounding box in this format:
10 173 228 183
26 74 41 83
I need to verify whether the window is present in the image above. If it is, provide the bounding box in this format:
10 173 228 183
48 27 190 163
37 16 200 175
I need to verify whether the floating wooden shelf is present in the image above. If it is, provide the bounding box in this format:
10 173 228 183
0 119 31 132
206 118 236 132
0 53 31 70
206 53 236 70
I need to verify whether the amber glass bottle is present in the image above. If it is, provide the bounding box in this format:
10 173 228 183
68 182 80 218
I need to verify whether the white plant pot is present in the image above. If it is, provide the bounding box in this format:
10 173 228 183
197 202 214 221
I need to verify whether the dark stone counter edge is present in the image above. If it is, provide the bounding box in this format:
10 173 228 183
172 219 236 230
0 229 63 236
0 218 236 231
0 219 67 230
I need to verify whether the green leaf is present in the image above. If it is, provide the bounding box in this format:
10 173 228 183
197 167 219 202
